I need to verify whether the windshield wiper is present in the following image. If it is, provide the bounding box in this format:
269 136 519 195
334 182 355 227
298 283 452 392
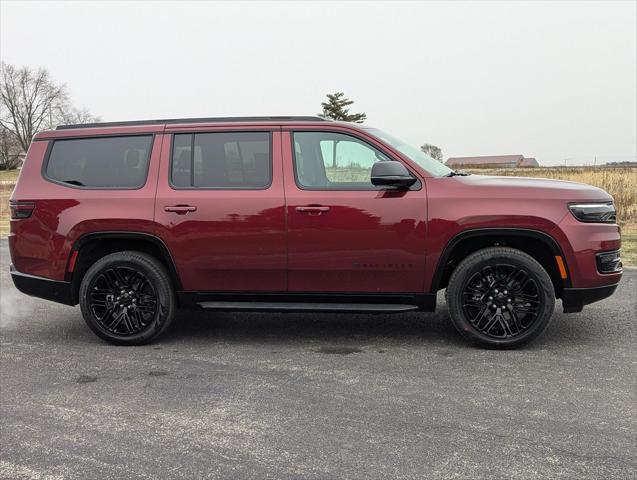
444 170 470 177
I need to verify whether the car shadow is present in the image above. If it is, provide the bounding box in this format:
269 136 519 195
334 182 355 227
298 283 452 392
158 307 468 348
4 293 619 351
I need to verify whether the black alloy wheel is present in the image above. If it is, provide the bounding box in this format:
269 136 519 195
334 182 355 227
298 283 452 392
446 247 555 348
461 263 540 338
88 266 158 336
79 251 176 345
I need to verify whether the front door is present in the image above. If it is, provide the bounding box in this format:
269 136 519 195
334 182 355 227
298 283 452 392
155 127 286 292
282 129 428 293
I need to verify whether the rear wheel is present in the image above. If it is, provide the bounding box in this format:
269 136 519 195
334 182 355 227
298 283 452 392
79 251 176 345
446 247 555 348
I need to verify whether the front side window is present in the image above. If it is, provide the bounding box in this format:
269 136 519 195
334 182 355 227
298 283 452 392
171 132 271 189
293 131 391 189
45 135 153 188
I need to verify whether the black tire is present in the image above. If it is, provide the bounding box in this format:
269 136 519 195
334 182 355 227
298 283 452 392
79 251 176 345
446 247 555 348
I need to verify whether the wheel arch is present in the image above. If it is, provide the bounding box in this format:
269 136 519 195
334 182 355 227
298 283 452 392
431 228 571 296
68 231 181 304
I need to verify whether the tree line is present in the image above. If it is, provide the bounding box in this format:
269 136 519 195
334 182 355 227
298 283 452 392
0 63 444 170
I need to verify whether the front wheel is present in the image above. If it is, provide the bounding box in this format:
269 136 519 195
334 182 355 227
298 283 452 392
79 251 176 345
446 247 555 348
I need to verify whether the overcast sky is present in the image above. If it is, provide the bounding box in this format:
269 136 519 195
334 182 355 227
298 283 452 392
1 1 635 165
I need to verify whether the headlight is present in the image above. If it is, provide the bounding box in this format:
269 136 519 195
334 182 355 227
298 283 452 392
568 202 616 223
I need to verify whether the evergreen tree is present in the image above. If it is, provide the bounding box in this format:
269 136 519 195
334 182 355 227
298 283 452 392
319 92 367 167
319 92 367 123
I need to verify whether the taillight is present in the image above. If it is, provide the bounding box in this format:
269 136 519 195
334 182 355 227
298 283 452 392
9 201 35 219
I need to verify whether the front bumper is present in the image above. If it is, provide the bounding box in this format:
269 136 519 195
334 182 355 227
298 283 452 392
561 283 619 313
10 265 76 306
553 214 622 289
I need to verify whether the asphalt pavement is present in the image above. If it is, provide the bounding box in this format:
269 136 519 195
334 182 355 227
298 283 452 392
1 241 635 479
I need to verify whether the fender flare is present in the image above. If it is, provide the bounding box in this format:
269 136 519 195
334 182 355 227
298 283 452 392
430 227 569 292
70 231 182 290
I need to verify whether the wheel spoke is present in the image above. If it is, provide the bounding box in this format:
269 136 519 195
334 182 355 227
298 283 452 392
105 310 124 330
113 268 129 288
101 271 118 291
473 306 493 329
136 304 155 313
508 307 522 333
496 311 513 337
481 314 499 335
128 271 144 291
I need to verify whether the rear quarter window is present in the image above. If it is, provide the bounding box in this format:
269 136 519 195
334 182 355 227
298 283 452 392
44 135 153 188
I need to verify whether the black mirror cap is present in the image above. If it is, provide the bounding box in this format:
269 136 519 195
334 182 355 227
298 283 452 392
371 161 417 189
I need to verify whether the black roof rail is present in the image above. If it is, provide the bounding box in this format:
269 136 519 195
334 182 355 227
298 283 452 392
55 116 329 130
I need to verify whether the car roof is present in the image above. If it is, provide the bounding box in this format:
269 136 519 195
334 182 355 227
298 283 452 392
54 116 330 130
34 116 368 140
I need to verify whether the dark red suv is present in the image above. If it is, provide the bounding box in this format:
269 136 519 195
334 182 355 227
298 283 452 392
9 117 622 347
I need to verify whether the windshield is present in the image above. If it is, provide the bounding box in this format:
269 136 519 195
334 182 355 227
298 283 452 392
364 127 453 177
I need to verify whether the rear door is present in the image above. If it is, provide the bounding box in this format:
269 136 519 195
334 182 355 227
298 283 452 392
154 126 286 292
282 127 428 293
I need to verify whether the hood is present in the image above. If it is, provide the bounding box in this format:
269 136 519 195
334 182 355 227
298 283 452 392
453 174 613 202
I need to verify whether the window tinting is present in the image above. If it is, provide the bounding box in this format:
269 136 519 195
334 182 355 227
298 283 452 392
45 135 153 188
171 132 271 188
293 131 391 189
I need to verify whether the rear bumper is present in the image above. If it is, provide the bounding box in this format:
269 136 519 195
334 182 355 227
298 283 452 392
10 265 76 306
561 283 619 313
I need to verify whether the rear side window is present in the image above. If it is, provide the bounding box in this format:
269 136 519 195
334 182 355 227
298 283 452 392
171 132 271 189
45 135 153 188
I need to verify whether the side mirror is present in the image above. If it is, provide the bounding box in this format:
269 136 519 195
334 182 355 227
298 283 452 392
371 161 416 189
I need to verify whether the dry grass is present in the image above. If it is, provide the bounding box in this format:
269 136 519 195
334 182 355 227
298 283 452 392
325 166 370 183
0 169 20 236
0 169 20 183
621 230 637 268
0 184 12 237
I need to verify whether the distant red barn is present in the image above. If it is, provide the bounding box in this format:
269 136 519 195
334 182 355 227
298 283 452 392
519 157 539 167
446 154 539 168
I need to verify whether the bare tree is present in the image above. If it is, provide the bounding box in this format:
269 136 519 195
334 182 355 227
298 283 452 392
0 63 67 152
57 106 100 126
0 62 99 157
421 143 444 162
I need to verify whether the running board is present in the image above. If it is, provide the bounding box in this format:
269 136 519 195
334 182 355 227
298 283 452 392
196 301 420 313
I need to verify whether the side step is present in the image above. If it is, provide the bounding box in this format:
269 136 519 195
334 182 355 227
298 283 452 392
197 301 420 313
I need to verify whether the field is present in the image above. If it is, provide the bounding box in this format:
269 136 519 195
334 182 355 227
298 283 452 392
1 167 635 265
0 169 19 237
